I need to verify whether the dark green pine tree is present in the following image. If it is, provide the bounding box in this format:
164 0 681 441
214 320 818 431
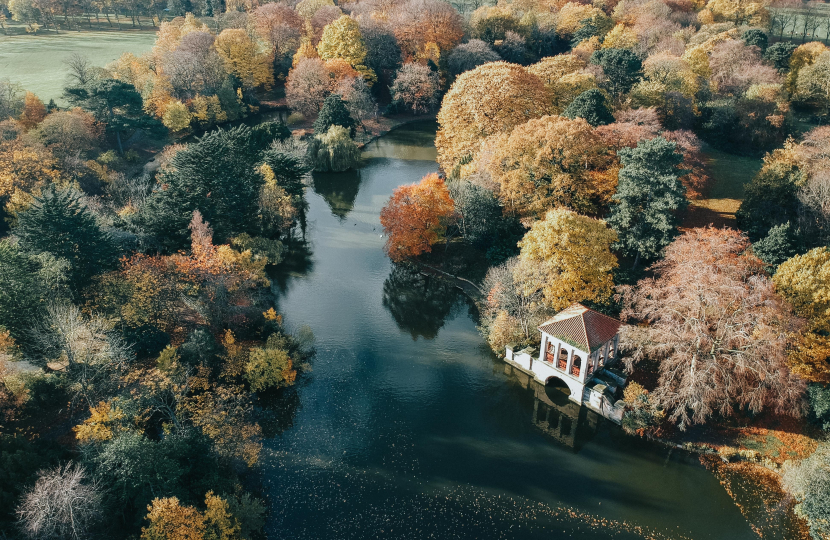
735 162 801 241
137 125 266 251
607 137 688 269
0 240 44 342
65 78 166 154
313 94 357 137
751 221 801 268
562 88 614 126
589 48 643 96
14 189 118 290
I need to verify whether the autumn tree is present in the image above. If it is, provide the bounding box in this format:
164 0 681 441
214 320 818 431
214 29 274 92
486 115 608 217
447 39 501 78
620 228 806 429
435 62 550 172
307 125 361 172
244 333 297 392
317 15 374 82
389 63 440 114
285 58 330 117
389 0 463 57
481 256 547 352
607 136 688 268
774 248 830 383
380 173 455 262
515 208 618 311
18 91 46 129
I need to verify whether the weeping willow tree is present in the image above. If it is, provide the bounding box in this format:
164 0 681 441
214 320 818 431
308 125 361 172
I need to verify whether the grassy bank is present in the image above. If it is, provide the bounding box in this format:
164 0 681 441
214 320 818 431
0 30 157 103
683 145 764 229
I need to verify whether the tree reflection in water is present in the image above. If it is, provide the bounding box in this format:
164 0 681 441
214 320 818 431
256 385 303 438
268 241 314 296
382 263 465 340
311 169 363 221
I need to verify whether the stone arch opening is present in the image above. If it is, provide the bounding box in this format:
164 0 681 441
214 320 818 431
544 376 572 405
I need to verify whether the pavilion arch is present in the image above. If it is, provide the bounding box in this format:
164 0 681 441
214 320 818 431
545 375 582 400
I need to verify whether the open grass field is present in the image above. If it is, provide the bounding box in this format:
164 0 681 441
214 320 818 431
683 145 763 229
0 30 157 103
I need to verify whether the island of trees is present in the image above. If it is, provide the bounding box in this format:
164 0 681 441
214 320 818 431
1 0 830 536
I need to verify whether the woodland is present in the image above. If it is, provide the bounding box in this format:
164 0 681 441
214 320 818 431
1 0 830 536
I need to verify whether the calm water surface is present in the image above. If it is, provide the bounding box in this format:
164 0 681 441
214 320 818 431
264 121 755 540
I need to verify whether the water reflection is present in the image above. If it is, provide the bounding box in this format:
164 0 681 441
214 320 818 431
311 169 363 221
382 263 464 340
504 363 601 452
268 241 314 296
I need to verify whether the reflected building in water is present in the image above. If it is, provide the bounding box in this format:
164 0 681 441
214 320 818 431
503 363 602 452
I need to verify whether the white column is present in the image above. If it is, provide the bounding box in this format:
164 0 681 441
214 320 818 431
554 341 561 366
565 348 574 375
538 335 547 364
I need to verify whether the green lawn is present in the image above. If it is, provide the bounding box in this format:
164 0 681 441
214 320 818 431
0 31 157 103
684 145 763 229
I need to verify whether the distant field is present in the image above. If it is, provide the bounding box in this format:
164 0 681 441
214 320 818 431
0 31 157 103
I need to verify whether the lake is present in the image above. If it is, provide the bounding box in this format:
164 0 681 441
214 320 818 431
263 121 757 540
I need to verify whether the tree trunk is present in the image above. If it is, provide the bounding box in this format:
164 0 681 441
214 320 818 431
116 130 124 155
632 252 640 271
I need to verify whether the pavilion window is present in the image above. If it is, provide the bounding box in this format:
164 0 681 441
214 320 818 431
545 341 555 363
571 356 581 377
557 347 568 370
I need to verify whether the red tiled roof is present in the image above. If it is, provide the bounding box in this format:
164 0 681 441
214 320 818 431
537 303 621 353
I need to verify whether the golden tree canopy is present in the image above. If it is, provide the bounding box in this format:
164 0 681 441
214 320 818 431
435 62 551 172
486 115 609 217
515 208 618 310
214 29 274 91
317 16 367 68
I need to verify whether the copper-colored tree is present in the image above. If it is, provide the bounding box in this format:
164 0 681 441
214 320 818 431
379 173 455 262
619 227 806 429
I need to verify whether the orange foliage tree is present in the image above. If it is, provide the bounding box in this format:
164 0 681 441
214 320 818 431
379 173 455 262
619 228 806 429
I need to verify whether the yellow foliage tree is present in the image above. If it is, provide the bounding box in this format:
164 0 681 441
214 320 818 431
214 29 274 91
317 16 366 69
515 208 618 310
142 497 206 540
435 62 551 173
602 24 639 49
0 140 65 218
706 0 770 26
774 247 830 383
526 54 587 89
162 101 192 132
486 115 609 217
141 492 244 540
244 334 297 392
73 400 126 443
786 42 829 94
296 0 334 20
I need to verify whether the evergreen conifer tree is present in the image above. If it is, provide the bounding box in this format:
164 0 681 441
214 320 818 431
752 222 801 267
589 48 643 96
14 189 117 290
137 126 266 251
562 88 614 126
0 239 43 341
313 94 357 137
607 137 687 268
